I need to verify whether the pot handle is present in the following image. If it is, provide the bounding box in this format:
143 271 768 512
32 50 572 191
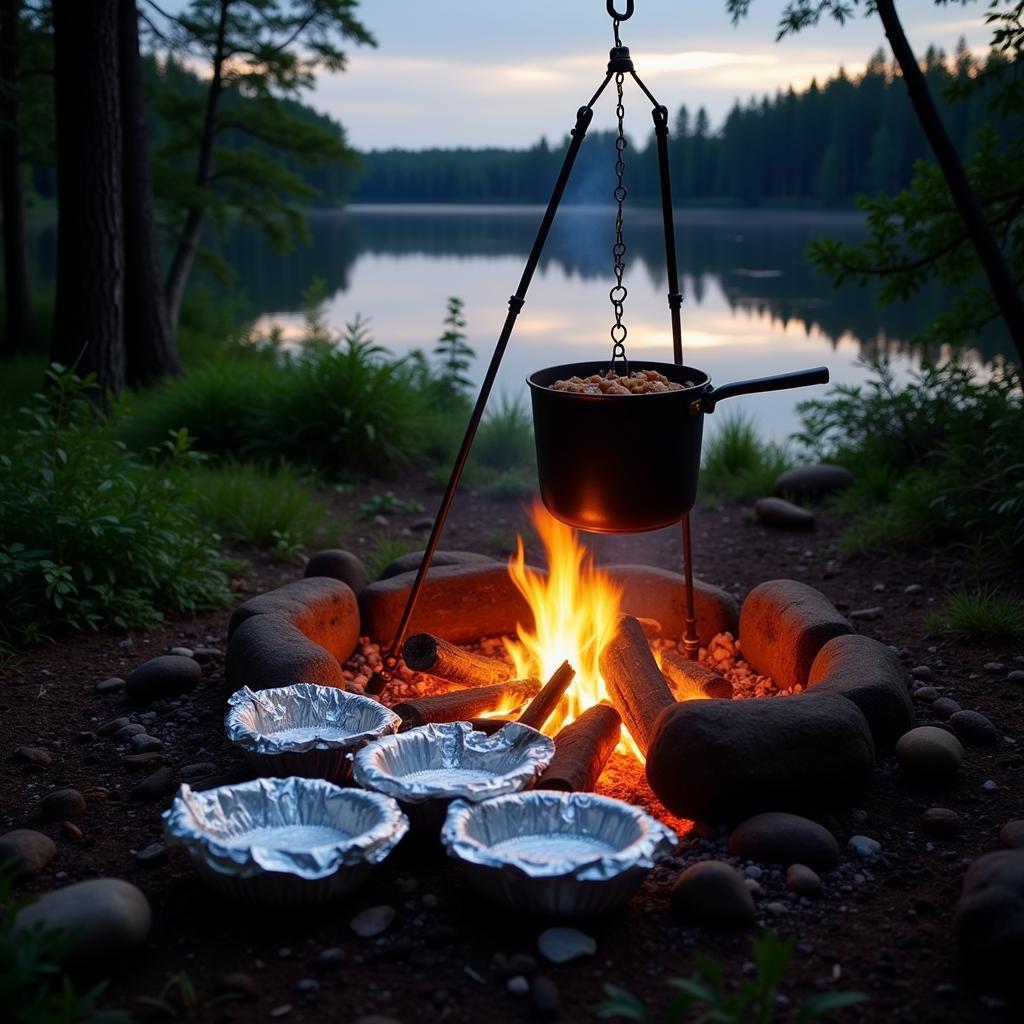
693 366 829 414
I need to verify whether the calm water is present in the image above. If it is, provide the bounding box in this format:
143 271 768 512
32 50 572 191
31 205 1010 439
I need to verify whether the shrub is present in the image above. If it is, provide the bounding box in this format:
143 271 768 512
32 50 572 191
699 411 791 501
189 461 330 552
472 393 535 472
0 367 229 644
924 587 1024 642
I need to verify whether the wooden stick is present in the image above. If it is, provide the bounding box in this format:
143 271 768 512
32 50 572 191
401 632 514 687
517 661 576 731
536 705 621 793
393 678 540 729
599 614 677 755
660 649 733 700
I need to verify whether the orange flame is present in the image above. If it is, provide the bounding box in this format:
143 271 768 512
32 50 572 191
505 502 643 761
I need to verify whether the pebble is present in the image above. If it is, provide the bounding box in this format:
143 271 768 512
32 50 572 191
180 762 218 781
912 686 939 703
931 697 961 720
98 716 131 737
743 865 763 880
218 972 259 1000
848 835 882 858
537 926 596 964
744 878 764 899
269 1005 292 1018
295 978 319 998
895 726 964 782
982 779 1000 793
350 905 395 938
95 677 125 693
168 646 194 658
670 860 756 928
910 665 933 681
849 606 883 621
14 746 53 768
312 947 345 972
785 864 822 897
949 710 998 745
1008 670 1024 685
753 497 815 531
0 829 57 876
531 976 560 1021
921 808 962 838
192 647 223 664
13 878 151 968
130 767 177 802
129 734 164 754
62 821 83 840
136 842 168 866
125 654 201 702
1000 821 1024 849
41 788 86 822
727 812 840 870
506 976 530 996
122 751 165 770
983 662 1006 674
904 584 924 596
114 724 146 742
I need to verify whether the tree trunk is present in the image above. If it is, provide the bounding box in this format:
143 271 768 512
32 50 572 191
50 0 124 395
118 0 180 386
163 0 228 334
875 0 1024 363
0 0 34 353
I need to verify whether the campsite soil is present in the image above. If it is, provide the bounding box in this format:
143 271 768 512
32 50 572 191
2 478 1023 1023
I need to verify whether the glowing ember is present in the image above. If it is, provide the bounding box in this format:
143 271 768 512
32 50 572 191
504 502 643 760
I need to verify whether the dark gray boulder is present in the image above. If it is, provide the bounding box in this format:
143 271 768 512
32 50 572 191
228 577 359 663
125 655 201 703
646 692 874 823
807 634 914 750
226 615 345 691
773 464 855 499
727 812 840 870
739 580 853 691
670 860 755 928
304 549 368 596
379 549 496 580
753 497 816 531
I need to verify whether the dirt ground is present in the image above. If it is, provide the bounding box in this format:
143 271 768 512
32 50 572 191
2 479 1022 1023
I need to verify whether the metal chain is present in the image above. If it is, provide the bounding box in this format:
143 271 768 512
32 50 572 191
609 69 629 375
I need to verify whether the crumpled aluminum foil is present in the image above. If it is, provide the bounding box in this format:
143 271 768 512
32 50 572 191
352 721 555 831
163 777 409 908
225 684 400 783
441 790 678 916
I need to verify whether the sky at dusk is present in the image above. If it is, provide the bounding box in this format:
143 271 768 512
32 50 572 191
310 0 993 150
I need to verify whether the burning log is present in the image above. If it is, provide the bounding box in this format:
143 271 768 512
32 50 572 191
401 632 514 687
599 614 677 755
517 661 576 731
393 678 541 729
467 717 515 736
659 649 733 700
536 704 621 793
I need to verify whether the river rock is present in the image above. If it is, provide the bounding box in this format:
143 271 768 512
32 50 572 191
14 878 151 968
114 723 146 741
130 766 178 802
125 655 201 703
41 788 86 822
739 580 853 691
895 726 964 783
950 710 998 746
229 577 360 663
360 563 535 645
14 746 53 768
670 861 755 928
226 614 346 691
129 734 163 754
727 812 840 870
95 676 125 693
0 829 57 877
1001 821 1024 849
932 697 962 720
349 905 395 938
646 692 874 822
807 634 913 750
773 463 855 499
98 716 131 737
921 807 962 838
607 565 739 648
954 850 1024 994
848 834 882 858
537 927 596 964
785 864 823 897
305 549 368 596
753 497 815 531
379 549 496 580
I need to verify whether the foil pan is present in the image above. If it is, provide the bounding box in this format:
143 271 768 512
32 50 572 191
352 721 555 832
225 683 401 784
441 790 678 916
163 777 408 908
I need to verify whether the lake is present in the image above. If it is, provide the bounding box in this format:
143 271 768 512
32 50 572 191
32 205 1010 440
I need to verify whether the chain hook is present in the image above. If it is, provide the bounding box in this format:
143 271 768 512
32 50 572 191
607 0 634 20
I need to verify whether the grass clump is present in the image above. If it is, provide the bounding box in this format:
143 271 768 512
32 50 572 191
595 931 865 1023
189 461 330 553
0 366 229 645
363 530 417 581
924 587 1024 642
796 359 1024 570
699 411 791 501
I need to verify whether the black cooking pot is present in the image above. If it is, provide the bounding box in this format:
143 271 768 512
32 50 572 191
527 360 829 533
